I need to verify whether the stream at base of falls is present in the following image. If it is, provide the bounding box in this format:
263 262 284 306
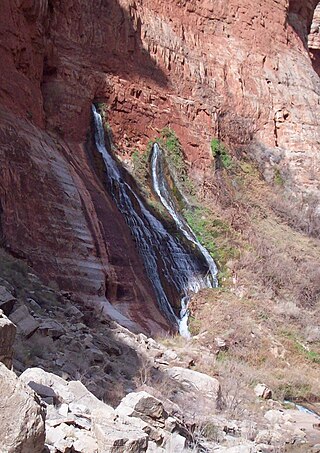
92 105 218 337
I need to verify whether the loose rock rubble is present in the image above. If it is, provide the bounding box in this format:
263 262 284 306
0 274 320 452
19 367 194 452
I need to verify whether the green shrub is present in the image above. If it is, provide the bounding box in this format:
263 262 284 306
210 138 232 169
184 207 239 283
274 168 284 186
189 316 201 336
159 127 194 195
132 148 150 184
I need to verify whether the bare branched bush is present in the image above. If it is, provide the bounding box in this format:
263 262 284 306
234 233 320 308
270 193 320 238
217 361 253 419
186 418 222 452
133 357 153 387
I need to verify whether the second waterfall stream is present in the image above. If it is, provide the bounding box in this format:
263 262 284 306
92 105 218 337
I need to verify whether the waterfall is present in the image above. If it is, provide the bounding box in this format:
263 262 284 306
92 105 217 337
151 143 218 288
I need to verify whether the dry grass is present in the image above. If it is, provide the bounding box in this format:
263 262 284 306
181 156 320 408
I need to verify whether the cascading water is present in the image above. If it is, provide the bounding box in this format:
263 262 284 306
151 143 218 287
92 105 218 337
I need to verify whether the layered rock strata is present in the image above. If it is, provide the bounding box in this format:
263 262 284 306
0 0 319 330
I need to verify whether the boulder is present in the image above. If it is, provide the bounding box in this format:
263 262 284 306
67 380 115 417
0 285 16 315
20 367 115 417
117 391 165 421
162 349 178 362
65 305 84 320
264 410 293 425
92 408 148 453
9 305 39 337
28 381 57 401
164 432 186 452
165 367 221 404
0 310 16 368
73 431 98 453
116 402 164 443
38 319 65 339
254 383 272 400
20 367 72 404
214 337 228 352
147 441 165 452
0 363 45 452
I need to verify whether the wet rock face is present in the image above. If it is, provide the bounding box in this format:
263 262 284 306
0 0 319 332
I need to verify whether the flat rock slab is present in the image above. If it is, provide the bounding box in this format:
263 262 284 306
9 305 39 337
20 367 115 417
165 367 221 403
117 391 165 421
38 319 65 339
93 408 148 453
286 409 320 445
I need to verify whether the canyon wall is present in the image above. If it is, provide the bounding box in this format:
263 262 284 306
0 0 319 331
309 2 320 75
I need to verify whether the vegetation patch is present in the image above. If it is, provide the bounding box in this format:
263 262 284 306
274 168 284 186
281 330 320 365
132 147 150 187
131 128 193 195
158 127 194 196
210 138 233 169
183 207 239 282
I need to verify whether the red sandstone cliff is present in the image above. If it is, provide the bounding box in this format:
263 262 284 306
0 0 319 332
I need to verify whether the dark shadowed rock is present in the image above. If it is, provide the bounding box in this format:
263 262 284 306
0 310 16 368
0 285 16 315
9 305 39 337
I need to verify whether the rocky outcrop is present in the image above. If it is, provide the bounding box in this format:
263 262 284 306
37 0 320 206
10 305 40 337
0 294 45 452
309 3 320 49
19 367 192 452
0 310 16 368
15 359 320 452
309 2 320 75
164 367 221 404
1 265 319 452
0 363 45 453
0 285 16 315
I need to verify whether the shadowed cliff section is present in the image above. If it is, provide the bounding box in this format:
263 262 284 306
287 0 320 48
41 0 169 141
